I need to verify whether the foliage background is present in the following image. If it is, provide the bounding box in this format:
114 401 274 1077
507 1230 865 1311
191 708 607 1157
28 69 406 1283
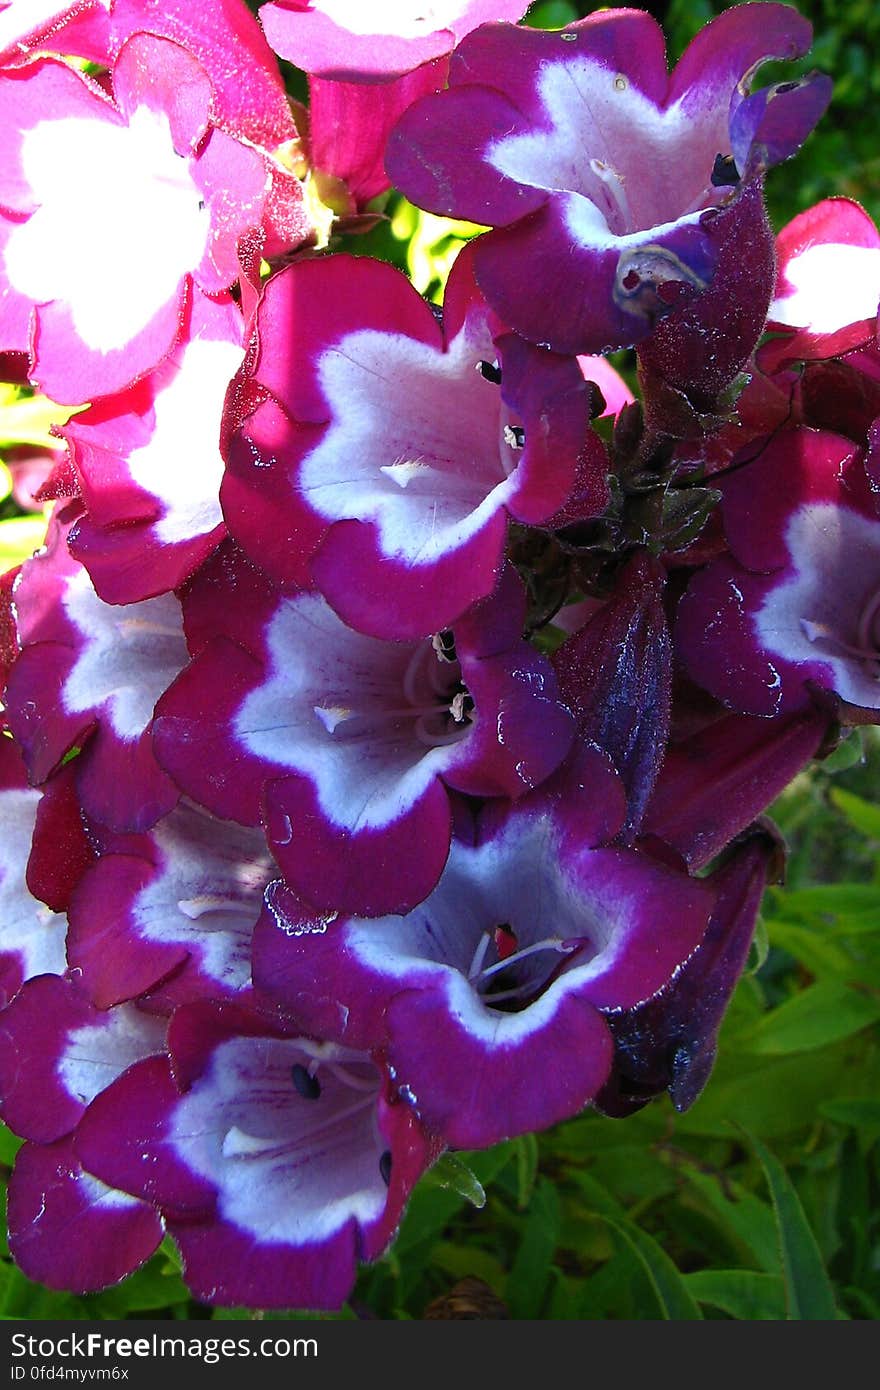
1 0 878 1320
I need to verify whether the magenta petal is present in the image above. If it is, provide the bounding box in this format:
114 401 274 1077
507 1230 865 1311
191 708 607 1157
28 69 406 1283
108 0 298 147
152 638 271 827
767 198 880 366
309 64 447 206
310 511 510 641
668 2 814 106
8 1137 163 1293
0 974 165 1142
264 771 453 918
260 0 528 81
719 427 863 573
676 557 796 716
75 1055 216 1215
643 708 830 869
387 84 546 225
385 984 613 1150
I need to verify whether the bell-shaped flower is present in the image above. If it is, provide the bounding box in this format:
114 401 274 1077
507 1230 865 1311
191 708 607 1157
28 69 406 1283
67 799 275 1009
386 5 830 355
676 426 880 718
0 972 167 1292
64 291 245 604
253 757 712 1149
0 35 273 402
222 248 602 639
4 507 188 831
596 829 774 1116
74 1000 442 1310
761 197 880 374
153 546 574 916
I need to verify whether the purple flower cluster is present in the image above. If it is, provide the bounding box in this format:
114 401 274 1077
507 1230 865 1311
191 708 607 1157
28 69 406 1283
0 0 871 1311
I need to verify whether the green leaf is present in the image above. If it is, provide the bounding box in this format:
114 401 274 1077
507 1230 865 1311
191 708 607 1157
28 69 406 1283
768 883 880 918
747 1133 838 1320
679 1170 780 1274
0 1125 22 1166
431 1153 486 1209
745 916 770 975
505 1178 561 1319
678 1040 880 1138
830 787 880 839
514 1132 539 1210
601 1218 703 1320
684 1269 785 1319
819 1098 880 1131
822 730 866 774
738 982 880 1055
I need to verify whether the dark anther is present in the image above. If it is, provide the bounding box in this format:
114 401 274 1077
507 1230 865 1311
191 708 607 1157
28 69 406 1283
774 80 801 94
477 359 502 385
379 1150 393 1186
198 199 206 211
505 425 526 449
292 1063 321 1100
711 154 740 188
438 629 457 659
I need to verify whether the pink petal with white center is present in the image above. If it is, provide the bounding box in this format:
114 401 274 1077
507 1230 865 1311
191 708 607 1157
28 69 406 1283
5 512 187 828
259 0 528 79
8 1136 163 1293
67 801 274 1007
0 43 266 402
154 557 572 915
765 198 880 369
254 802 711 1148
2 65 207 376
75 1008 439 1310
66 291 243 603
225 252 590 635
0 973 165 1142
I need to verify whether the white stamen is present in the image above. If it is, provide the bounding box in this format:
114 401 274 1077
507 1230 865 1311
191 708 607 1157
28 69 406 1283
467 930 493 981
379 460 428 489
476 936 576 987
176 896 247 920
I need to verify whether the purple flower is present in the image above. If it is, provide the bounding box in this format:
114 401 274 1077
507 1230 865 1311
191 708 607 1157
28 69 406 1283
64 291 244 604
67 799 275 1009
74 1001 442 1310
387 5 830 354
253 774 711 1148
597 830 774 1116
676 426 880 718
222 247 602 638
4 506 188 831
0 973 166 1292
153 547 574 916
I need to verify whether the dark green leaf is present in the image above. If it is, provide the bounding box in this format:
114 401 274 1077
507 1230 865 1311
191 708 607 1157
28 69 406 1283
747 1133 839 1320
